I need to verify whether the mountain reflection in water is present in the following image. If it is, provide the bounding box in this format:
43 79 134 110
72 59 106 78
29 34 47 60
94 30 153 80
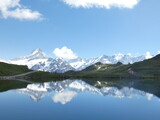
17 79 157 104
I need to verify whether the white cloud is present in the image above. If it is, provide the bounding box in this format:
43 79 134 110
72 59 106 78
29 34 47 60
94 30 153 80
158 51 160 54
52 90 77 104
145 52 153 59
62 0 139 9
53 46 78 60
0 0 42 20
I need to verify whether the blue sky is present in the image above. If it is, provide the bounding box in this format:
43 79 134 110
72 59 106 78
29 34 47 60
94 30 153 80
0 0 160 59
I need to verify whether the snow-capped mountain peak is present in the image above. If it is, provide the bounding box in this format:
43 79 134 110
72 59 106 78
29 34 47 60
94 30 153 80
22 48 47 60
8 49 75 73
145 52 153 59
1 48 150 73
31 57 74 73
68 54 146 70
30 48 47 58
114 53 125 61
11 48 47 62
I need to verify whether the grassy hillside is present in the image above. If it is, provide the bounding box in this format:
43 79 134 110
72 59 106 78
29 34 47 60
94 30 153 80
66 54 160 79
130 54 160 78
0 62 31 76
66 62 131 78
25 71 69 81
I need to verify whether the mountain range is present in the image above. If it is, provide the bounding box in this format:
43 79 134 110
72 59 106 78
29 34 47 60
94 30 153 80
0 48 152 73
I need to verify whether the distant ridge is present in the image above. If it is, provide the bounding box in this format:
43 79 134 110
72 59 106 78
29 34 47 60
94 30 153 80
66 54 160 79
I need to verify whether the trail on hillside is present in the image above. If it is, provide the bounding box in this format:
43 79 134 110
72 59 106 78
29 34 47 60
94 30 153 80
0 71 37 80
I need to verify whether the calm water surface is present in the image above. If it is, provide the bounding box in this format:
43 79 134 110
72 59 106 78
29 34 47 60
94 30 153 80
0 79 160 120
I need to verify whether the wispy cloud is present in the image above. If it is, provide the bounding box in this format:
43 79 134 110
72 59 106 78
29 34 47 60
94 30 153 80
53 46 78 60
62 0 140 9
0 0 42 20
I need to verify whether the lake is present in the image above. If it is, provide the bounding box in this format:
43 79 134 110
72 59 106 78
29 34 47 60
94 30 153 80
0 79 160 120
